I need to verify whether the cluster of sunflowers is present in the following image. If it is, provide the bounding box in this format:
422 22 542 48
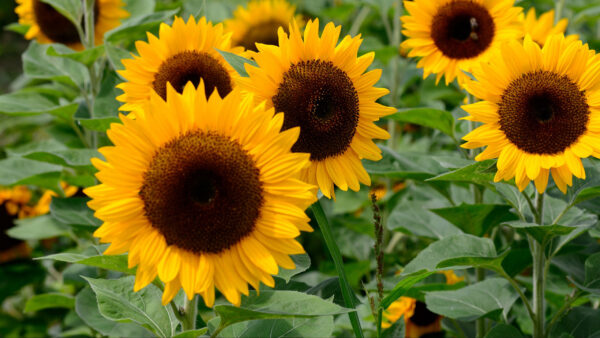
5 0 600 336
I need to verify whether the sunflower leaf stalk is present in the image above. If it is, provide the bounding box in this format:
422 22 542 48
82 0 100 148
531 192 546 338
311 201 364 338
371 194 385 337
181 295 198 331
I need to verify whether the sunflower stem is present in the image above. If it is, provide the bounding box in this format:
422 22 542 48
555 0 566 25
181 295 198 331
532 192 546 338
311 201 364 338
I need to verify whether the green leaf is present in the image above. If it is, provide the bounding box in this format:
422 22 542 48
50 197 101 227
485 324 524 338
105 42 132 70
363 146 446 180
427 159 497 186
217 50 258 77
549 307 600 338
78 117 121 131
78 255 134 274
275 254 311 283
0 91 70 116
7 215 67 240
85 276 178 337
425 278 518 321
437 251 510 274
24 293 75 313
47 45 105 67
584 253 600 290
216 316 334 338
5 23 30 35
503 221 576 245
36 252 89 263
214 290 351 332
40 0 83 29
23 41 88 88
388 108 454 137
75 286 152 337
431 204 516 236
13 145 99 168
105 10 179 45
174 329 208 337
94 70 122 118
381 316 405 338
387 201 462 239
402 234 497 275
381 271 434 309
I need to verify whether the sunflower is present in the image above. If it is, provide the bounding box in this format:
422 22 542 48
85 83 317 307
116 16 244 113
401 0 523 86
15 0 128 50
238 19 395 199
382 271 462 337
522 8 578 47
462 35 600 193
224 0 304 53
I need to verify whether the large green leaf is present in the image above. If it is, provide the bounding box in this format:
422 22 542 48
427 159 497 186
50 197 101 227
105 10 179 45
425 278 518 321
0 157 60 187
275 254 311 283
437 252 509 274
39 251 133 274
431 204 515 236
381 271 434 309
47 45 105 67
24 293 75 313
217 50 257 77
77 117 121 132
503 221 576 245
363 146 446 180
213 290 351 333
93 71 122 118
12 145 100 168
75 287 152 337
387 201 462 239
388 108 454 137
7 215 67 240
23 41 88 88
40 0 83 29
485 324 524 338
549 307 600 338
215 316 334 338
0 91 62 116
85 276 178 337
402 234 497 275
571 253 600 294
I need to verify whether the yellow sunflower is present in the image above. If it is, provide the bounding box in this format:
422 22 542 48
522 8 578 47
462 34 600 193
15 0 128 50
238 19 396 199
116 16 244 113
85 83 317 307
401 0 523 86
224 0 304 53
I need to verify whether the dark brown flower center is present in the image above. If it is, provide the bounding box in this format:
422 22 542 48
239 19 287 52
498 70 589 155
272 60 359 161
410 301 441 327
152 51 233 101
431 1 495 60
0 204 23 253
33 0 99 45
139 131 263 254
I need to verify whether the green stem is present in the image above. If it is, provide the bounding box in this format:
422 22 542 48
387 0 402 149
311 201 364 338
349 6 371 37
532 192 546 338
475 268 486 337
181 295 198 331
555 0 566 24
546 290 581 336
499 271 535 320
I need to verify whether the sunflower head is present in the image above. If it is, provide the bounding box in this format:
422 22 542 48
225 0 304 53
15 0 128 50
86 83 317 307
462 34 600 193
116 16 244 113
522 8 578 47
238 19 395 199
401 0 523 86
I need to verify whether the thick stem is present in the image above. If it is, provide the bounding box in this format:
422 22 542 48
181 295 198 331
532 192 546 338
475 268 486 337
311 201 364 338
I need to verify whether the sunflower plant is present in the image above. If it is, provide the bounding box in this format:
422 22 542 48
1 0 600 338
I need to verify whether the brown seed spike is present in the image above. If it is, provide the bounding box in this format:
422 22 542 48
272 60 359 161
430 1 495 60
139 131 263 254
498 70 590 155
152 51 233 100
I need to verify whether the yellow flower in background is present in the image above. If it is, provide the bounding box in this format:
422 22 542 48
239 19 395 199
522 8 578 47
401 0 523 86
462 35 600 193
116 16 244 113
225 0 304 53
15 0 128 50
86 83 316 307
